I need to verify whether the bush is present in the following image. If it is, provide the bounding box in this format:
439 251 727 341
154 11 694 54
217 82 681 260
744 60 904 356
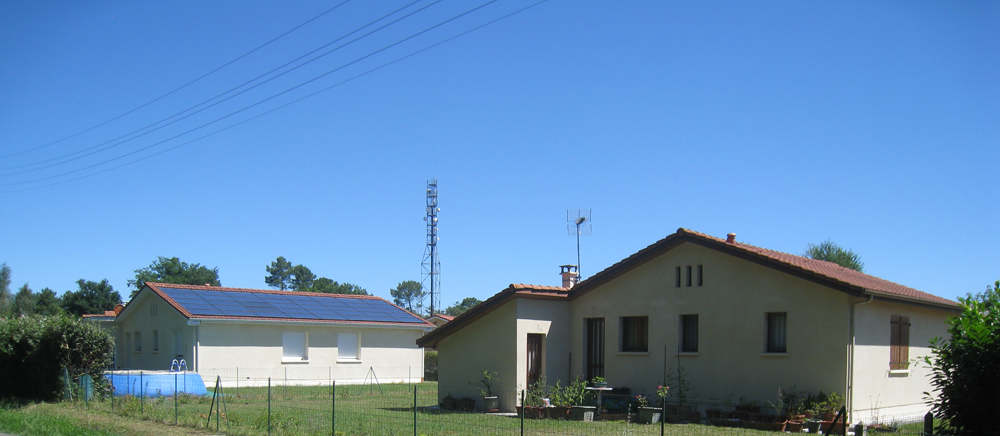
924 280 1000 434
0 316 114 401
424 350 438 381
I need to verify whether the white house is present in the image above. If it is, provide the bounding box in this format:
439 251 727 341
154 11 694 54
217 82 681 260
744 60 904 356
115 283 434 386
418 228 959 421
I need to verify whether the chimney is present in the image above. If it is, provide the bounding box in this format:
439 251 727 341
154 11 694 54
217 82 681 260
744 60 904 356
113 304 124 315
726 233 736 244
560 265 579 289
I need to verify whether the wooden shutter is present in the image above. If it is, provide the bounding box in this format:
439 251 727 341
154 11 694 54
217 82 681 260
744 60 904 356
890 315 909 370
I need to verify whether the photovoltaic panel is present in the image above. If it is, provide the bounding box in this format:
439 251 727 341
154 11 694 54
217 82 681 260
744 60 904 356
158 287 426 324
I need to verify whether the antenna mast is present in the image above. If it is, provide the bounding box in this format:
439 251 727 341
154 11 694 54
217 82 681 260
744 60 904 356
422 180 441 316
567 209 592 278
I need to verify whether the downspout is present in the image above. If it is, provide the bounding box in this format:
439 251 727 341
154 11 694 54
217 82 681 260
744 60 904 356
848 294 874 422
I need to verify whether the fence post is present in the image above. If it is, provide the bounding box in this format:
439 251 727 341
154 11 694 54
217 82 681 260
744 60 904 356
924 412 933 436
174 373 178 425
413 385 418 436
267 377 272 436
284 367 287 397
331 380 336 436
236 367 239 398
140 371 144 417
520 390 525 436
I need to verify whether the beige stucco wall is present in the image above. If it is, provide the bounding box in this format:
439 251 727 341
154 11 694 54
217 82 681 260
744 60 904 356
850 299 952 421
516 298 572 390
114 289 194 370
569 242 850 405
436 299 517 411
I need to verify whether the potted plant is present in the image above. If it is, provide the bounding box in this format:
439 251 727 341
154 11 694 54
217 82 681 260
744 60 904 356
470 370 499 412
521 377 547 419
636 394 662 423
563 377 595 421
442 393 458 410
591 376 607 388
547 379 571 419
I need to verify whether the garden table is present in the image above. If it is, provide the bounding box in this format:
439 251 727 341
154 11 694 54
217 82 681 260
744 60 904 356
585 386 613 417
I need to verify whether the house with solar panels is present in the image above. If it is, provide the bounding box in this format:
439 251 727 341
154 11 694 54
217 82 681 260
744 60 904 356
113 283 434 386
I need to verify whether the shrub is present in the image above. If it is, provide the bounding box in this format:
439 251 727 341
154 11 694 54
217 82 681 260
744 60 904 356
0 316 114 401
924 280 1000 434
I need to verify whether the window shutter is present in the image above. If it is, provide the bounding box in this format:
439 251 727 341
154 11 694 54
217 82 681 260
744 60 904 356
899 316 910 368
890 315 901 370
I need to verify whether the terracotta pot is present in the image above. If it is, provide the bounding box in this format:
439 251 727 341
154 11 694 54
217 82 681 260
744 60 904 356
772 420 787 432
821 420 845 434
547 406 570 419
804 410 814 420
786 421 805 433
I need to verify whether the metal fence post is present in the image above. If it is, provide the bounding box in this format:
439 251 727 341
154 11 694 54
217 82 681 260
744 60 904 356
235 367 238 398
332 380 336 436
174 372 178 425
520 390 525 436
413 385 418 436
140 371 144 417
924 412 934 436
284 367 287 397
267 377 272 436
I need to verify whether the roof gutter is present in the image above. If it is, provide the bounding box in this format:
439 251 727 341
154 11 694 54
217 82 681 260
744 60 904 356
191 318 433 329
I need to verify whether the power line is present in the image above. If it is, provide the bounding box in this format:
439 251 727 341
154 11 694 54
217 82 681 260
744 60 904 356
0 0 354 160
1 0 552 192
1 0 431 173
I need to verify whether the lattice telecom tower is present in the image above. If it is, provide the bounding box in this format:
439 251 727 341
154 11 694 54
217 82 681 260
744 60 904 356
421 180 441 316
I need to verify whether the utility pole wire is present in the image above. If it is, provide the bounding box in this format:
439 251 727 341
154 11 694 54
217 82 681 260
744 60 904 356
0 0 428 173
1 0 552 192
0 0 354 160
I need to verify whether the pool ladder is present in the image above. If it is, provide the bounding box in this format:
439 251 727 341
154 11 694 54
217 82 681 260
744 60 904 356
170 359 188 372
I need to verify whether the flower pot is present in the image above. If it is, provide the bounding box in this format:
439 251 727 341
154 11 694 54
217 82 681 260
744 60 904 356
786 421 805 433
459 397 476 411
525 406 546 419
548 406 570 419
821 421 845 434
790 414 806 423
772 420 787 432
705 408 722 420
806 420 822 434
638 407 661 423
592 382 607 388
804 411 814 420
483 396 499 412
570 405 596 421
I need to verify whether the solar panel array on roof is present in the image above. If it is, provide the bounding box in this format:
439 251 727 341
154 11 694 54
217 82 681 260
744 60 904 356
158 287 425 324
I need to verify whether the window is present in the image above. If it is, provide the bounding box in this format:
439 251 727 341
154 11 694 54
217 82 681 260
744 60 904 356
585 318 605 380
890 315 910 370
134 331 142 352
150 304 158 317
681 314 699 352
686 266 692 287
697 265 703 286
620 316 648 352
338 333 360 362
282 332 308 362
125 332 132 355
152 330 159 352
675 267 681 288
766 313 787 353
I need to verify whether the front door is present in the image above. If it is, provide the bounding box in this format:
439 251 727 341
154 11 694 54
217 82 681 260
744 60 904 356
527 334 543 387
585 318 605 381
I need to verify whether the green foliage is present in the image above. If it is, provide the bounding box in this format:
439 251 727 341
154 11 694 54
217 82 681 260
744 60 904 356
804 239 864 272
34 289 62 317
391 280 426 314
444 297 482 317
0 316 114 400
471 369 498 397
13 284 35 317
924 279 1000 434
424 350 438 381
60 279 121 317
128 256 220 299
287 264 315 291
265 256 293 290
311 278 368 295
0 263 11 317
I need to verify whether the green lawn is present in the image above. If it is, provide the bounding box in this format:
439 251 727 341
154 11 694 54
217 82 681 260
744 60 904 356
4 382 926 436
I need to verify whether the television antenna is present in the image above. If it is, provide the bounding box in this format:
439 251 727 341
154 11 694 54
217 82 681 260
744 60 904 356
567 209 592 278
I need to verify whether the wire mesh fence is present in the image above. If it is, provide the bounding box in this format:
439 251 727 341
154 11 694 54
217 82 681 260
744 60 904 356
60 367 995 436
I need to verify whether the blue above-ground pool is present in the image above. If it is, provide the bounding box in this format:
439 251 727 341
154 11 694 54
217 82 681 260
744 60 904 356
105 371 208 397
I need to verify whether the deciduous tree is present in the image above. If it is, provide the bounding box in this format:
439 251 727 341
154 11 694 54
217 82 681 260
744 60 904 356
444 297 483 316
804 239 864 272
128 256 220 298
13 284 35 317
61 279 122 317
0 263 11 317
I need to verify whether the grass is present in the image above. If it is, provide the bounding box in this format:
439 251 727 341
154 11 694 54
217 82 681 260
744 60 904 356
1 383 930 436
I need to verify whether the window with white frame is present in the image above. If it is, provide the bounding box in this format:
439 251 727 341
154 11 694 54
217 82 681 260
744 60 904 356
338 333 360 362
282 332 308 362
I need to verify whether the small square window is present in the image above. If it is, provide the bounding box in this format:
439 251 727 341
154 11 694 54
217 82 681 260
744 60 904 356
681 315 698 352
620 316 648 352
766 313 787 353
338 333 360 361
282 332 308 362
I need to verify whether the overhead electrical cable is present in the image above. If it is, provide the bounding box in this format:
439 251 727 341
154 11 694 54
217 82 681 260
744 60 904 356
1 0 429 173
1 0 551 191
0 0 354 160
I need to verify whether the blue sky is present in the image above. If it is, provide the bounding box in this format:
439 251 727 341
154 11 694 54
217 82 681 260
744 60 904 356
1 0 997 309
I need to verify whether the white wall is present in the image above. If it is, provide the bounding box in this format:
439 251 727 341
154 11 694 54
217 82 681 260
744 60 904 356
516 298 572 390
114 290 193 370
436 299 517 411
